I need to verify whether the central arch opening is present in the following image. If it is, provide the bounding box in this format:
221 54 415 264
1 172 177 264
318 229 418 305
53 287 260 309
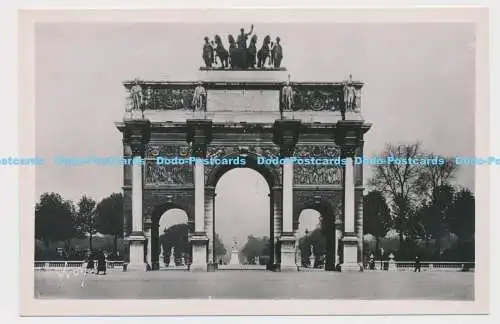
297 209 323 268
213 167 271 268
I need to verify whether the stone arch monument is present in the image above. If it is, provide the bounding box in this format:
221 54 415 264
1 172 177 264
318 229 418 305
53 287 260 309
115 38 371 272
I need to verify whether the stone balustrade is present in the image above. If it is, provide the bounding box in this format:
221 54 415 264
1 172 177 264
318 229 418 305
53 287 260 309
34 260 125 270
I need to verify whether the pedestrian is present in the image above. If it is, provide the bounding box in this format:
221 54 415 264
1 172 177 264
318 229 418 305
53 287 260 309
414 256 421 272
97 250 107 275
85 250 95 274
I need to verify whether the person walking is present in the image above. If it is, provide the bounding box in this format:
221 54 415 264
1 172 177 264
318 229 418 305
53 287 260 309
97 250 107 275
85 250 95 274
414 256 421 272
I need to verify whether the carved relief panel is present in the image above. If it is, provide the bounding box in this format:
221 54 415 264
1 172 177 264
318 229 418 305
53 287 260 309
144 144 193 185
125 84 196 111
291 86 343 112
293 145 342 185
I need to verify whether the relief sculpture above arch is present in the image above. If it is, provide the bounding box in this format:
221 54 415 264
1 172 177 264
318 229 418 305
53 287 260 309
293 145 342 185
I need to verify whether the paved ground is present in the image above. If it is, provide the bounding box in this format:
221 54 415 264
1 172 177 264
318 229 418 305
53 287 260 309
34 270 474 300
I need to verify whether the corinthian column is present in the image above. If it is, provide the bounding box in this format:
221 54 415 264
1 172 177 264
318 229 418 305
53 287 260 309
341 154 359 271
205 187 215 265
273 119 301 271
186 119 212 272
282 162 293 233
334 120 371 272
344 157 355 233
124 119 151 271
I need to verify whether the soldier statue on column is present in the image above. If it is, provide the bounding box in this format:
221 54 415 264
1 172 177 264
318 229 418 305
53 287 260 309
192 81 207 112
130 78 144 111
343 74 356 112
281 75 294 111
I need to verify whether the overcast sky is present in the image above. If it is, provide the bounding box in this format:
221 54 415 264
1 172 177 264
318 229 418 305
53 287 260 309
34 23 475 248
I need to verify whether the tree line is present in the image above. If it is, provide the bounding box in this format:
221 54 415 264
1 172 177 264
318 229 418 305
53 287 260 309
364 142 474 261
35 192 124 254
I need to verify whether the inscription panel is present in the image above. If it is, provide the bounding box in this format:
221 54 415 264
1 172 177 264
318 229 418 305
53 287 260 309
207 89 279 112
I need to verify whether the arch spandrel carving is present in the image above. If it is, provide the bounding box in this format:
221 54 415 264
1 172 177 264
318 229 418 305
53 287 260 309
293 145 342 185
145 161 194 185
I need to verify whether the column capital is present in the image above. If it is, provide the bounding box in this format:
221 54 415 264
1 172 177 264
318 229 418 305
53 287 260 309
124 119 151 157
273 119 301 157
333 120 371 158
186 119 213 157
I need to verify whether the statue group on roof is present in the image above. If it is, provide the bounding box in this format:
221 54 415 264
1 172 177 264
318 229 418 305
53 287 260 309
202 25 283 70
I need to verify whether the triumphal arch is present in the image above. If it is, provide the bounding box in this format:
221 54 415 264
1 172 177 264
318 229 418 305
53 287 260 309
116 33 371 272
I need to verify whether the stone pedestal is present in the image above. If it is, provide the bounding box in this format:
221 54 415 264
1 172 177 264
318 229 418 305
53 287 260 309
198 69 288 82
190 234 208 272
126 235 147 271
230 249 240 265
388 253 396 271
279 235 298 271
341 235 361 271
169 248 176 267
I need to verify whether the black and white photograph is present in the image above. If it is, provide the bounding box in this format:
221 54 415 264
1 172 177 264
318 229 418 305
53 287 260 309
18 8 489 316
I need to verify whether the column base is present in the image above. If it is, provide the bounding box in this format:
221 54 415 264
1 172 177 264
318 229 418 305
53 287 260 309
279 235 297 269
190 233 208 272
341 235 361 272
125 234 147 271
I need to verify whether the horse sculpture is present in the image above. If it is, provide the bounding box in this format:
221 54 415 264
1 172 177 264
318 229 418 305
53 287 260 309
247 35 258 69
257 35 271 68
214 35 229 68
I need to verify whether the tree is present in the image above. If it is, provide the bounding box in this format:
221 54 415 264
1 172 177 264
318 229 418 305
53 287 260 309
241 235 269 264
369 142 425 252
35 192 76 247
94 193 123 254
425 184 455 259
298 228 326 267
448 189 475 261
416 156 457 203
214 233 227 258
363 190 392 254
160 224 188 265
74 196 97 250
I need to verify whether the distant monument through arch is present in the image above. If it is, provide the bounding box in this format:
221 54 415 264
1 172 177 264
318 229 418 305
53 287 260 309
116 26 371 272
